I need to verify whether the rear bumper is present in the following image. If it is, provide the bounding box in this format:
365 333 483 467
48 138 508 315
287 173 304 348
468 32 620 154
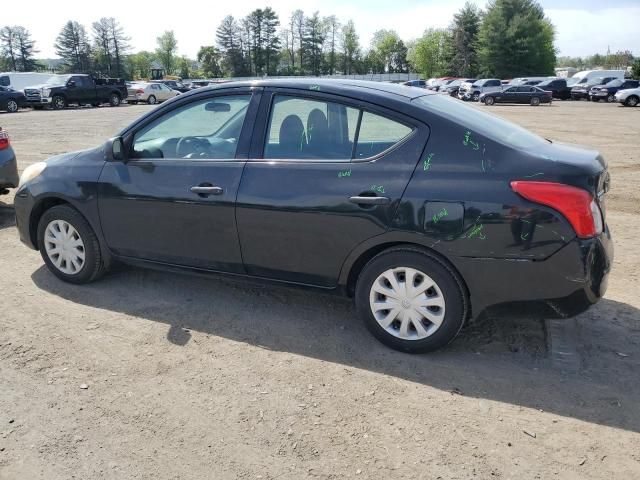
451 226 613 319
0 150 19 188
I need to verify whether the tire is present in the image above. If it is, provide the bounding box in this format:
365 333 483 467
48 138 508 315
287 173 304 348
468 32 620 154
91 102 100 107
109 93 121 107
607 94 615 103
625 95 639 107
530 97 541 106
37 205 106 284
355 247 467 353
147 95 157 105
52 95 66 110
6 99 18 113
484 96 495 106
472 92 480 102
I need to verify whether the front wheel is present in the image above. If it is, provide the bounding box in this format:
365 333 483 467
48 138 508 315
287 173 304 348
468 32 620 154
37 205 106 284
52 95 66 110
355 248 467 353
484 96 494 106
6 99 19 112
147 95 157 105
472 92 480 102
109 93 121 107
530 96 541 106
625 95 639 107
607 94 615 103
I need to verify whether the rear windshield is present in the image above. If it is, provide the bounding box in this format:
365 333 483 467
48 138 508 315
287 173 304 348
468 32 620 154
414 94 547 150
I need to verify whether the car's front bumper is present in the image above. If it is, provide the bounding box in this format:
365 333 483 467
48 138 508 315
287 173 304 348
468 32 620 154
571 91 589 100
0 149 19 188
451 226 613 319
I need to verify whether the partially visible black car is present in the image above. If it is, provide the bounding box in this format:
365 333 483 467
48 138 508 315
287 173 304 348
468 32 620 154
443 78 475 97
0 128 19 194
150 79 191 93
403 79 427 88
537 78 572 100
23 74 128 109
12 79 613 353
481 86 552 106
571 77 617 100
0 86 26 113
589 79 640 103
189 81 211 90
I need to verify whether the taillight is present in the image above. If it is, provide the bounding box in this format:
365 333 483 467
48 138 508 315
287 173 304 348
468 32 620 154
511 181 603 238
136 89 144 94
0 129 9 150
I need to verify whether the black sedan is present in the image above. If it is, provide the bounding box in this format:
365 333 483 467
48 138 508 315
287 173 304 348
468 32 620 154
589 79 640 103
481 86 552 106
0 86 26 113
571 77 617 100
0 128 19 193
13 79 613 353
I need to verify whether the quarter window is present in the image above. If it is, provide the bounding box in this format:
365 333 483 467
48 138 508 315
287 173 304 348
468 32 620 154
131 95 251 160
354 112 412 159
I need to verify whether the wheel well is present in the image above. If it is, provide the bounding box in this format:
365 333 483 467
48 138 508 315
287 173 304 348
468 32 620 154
345 242 470 306
29 197 70 249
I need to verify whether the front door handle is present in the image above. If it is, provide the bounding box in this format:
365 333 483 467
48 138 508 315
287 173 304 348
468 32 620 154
190 185 223 196
349 196 390 206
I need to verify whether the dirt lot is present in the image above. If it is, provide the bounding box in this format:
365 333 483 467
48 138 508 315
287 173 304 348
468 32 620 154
0 100 639 480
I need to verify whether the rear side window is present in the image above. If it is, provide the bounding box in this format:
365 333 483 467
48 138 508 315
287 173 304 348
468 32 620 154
264 95 413 161
0 76 9 87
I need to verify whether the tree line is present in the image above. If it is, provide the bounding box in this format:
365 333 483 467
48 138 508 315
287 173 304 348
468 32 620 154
1 0 639 80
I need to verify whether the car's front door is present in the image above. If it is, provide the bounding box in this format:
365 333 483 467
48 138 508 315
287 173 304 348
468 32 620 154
97 89 260 272
235 89 429 287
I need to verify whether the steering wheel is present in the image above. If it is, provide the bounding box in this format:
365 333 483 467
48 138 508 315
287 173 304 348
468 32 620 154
176 136 210 158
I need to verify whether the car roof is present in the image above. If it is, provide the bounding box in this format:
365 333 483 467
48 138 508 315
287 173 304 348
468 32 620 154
197 78 436 101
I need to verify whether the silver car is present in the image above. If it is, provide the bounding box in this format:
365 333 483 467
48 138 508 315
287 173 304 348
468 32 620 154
127 82 180 105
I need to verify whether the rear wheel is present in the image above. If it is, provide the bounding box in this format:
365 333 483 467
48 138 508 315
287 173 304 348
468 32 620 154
147 95 157 105
37 205 106 284
530 96 541 106
109 93 121 107
472 92 480 102
355 248 467 353
625 95 639 107
607 94 615 103
52 95 66 110
6 99 18 112
484 96 495 106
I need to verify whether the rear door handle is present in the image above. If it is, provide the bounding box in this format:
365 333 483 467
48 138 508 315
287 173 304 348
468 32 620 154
190 185 223 195
349 196 390 206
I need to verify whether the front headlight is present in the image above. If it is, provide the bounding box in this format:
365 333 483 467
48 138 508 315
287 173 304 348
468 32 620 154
41 88 51 97
18 162 47 188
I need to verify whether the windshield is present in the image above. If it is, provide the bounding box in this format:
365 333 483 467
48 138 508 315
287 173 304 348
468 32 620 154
606 79 622 87
448 80 462 87
414 94 547 151
44 75 70 86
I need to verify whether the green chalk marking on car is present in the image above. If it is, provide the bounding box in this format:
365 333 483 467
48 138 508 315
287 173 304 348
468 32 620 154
432 207 448 224
423 153 434 171
524 172 545 178
521 233 529 241
463 130 480 151
309 85 320 91
370 184 385 194
467 223 486 240
338 169 352 178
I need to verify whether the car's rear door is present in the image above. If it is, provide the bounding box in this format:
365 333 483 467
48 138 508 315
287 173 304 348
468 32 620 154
235 88 429 287
98 88 261 272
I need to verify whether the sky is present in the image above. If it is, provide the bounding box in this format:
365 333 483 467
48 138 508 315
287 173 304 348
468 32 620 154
3 0 639 60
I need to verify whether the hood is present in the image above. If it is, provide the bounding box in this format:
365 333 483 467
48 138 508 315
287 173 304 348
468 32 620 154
45 147 98 166
24 83 64 90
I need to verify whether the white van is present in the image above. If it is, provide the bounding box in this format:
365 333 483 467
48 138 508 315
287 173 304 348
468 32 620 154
568 70 626 87
0 72 59 91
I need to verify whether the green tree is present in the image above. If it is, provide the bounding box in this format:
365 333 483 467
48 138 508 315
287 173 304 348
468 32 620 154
631 59 640 79
291 10 305 73
302 11 325 75
107 18 130 78
324 15 340 75
127 51 155 79
216 16 247 76
197 46 223 78
449 2 481 77
54 21 92 73
477 0 556 78
371 30 408 73
0 26 18 71
92 18 113 75
340 20 360 75
155 30 178 75
407 28 452 78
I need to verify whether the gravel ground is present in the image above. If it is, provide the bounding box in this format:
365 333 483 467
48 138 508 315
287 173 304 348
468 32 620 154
0 100 639 479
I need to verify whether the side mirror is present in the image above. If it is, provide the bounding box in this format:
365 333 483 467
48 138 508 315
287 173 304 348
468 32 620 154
67 80 76 87
105 137 127 162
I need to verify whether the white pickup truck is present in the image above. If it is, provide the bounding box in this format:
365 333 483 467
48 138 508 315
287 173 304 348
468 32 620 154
457 78 503 101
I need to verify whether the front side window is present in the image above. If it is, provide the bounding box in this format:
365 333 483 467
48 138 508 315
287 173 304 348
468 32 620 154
264 95 413 161
131 95 251 160
0 76 9 87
